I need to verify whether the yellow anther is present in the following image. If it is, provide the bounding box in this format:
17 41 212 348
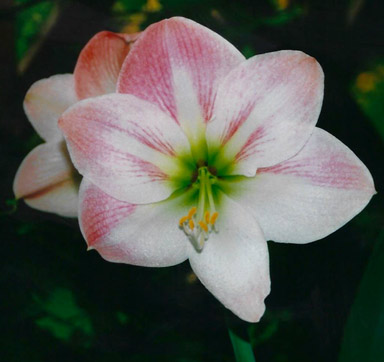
179 215 189 226
198 221 209 233
187 207 197 219
188 219 195 230
204 211 210 224
210 212 219 225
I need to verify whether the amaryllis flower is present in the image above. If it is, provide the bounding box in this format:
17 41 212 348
59 17 375 321
13 31 139 217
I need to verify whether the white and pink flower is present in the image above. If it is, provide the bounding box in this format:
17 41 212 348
13 31 139 217
59 17 375 321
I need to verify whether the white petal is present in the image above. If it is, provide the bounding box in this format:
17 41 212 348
188 194 270 322
226 128 376 243
117 17 244 148
79 179 189 267
23 74 78 141
206 50 323 176
13 141 79 217
59 93 192 204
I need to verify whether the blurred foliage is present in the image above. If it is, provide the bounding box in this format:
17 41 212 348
33 288 93 344
227 310 293 361
346 0 365 24
352 61 384 142
260 0 303 26
112 0 303 36
112 0 159 32
15 0 59 73
248 310 292 347
339 231 384 362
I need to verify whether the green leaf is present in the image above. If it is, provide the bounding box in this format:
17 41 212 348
15 0 59 73
33 288 94 344
351 62 384 142
339 230 384 362
228 327 256 362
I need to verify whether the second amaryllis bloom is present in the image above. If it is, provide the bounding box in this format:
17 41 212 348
59 17 375 322
13 31 139 217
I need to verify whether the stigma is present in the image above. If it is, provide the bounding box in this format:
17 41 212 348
179 207 219 251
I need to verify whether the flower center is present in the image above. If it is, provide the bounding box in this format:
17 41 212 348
179 167 219 251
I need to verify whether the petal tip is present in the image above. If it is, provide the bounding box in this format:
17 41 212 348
236 300 267 323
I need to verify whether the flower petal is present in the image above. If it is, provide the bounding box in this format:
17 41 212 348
188 194 270 322
13 141 79 217
117 17 244 141
24 74 78 142
206 50 324 176
74 31 139 100
225 128 376 243
59 93 192 204
79 179 188 267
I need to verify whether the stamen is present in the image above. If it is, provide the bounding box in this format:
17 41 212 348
198 233 206 249
178 167 219 252
204 211 210 224
198 221 208 233
182 224 192 236
179 215 189 226
210 212 219 225
187 207 197 219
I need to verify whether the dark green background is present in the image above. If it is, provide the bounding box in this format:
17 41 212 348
1 0 383 361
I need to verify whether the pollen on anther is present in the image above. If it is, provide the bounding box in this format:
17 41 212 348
204 211 210 224
189 219 195 230
210 212 219 225
198 221 208 233
187 207 197 219
179 215 189 226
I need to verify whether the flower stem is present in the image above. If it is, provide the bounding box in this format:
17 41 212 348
228 326 256 362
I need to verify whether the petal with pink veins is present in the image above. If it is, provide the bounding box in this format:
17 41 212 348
74 31 139 100
59 93 192 204
206 50 324 176
79 179 188 267
188 194 270 322
13 141 79 217
224 128 376 243
24 74 78 142
117 17 245 142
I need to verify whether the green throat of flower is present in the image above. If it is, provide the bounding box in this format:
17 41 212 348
179 166 219 251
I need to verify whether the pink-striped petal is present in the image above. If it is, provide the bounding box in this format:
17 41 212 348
225 128 375 243
188 194 270 322
13 141 79 217
79 179 188 267
74 31 139 100
59 93 192 204
117 17 244 143
206 50 324 176
24 74 78 142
